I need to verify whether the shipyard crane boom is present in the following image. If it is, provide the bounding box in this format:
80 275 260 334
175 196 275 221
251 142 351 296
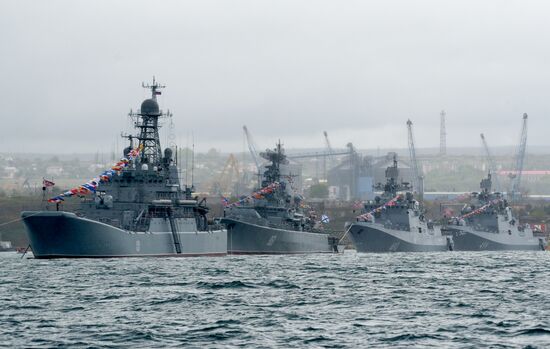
243 125 262 185
480 133 501 192
510 113 528 200
287 150 350 160
323 131 334 180
323 131 334 155
407 119 424 200
213 154 241 196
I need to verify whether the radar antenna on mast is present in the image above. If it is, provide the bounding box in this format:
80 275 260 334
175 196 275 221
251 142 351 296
126 77 170 165
142 76 165 101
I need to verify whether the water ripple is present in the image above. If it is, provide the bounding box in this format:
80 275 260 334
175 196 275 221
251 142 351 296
0 251 549 348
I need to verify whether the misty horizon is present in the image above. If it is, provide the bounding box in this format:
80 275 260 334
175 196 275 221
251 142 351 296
2 1 550 154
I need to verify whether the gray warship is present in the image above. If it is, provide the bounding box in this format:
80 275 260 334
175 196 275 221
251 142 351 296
220 143 338 254
347 158 453 252
444 174 546 251
21 80 227 258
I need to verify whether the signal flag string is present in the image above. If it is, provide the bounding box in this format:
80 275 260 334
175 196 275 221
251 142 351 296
48 145 143 203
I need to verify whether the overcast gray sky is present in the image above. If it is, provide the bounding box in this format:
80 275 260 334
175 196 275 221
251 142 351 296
1 0 549 154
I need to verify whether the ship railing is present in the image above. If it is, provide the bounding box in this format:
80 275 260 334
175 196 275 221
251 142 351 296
382 221 410 231
248 217 268 226
156 192 184 200
266 221 300 231
144 211 197 220
134 217 151 232
97 217 121 228
472 223 498 233
171 212 197 219
208 221 225 232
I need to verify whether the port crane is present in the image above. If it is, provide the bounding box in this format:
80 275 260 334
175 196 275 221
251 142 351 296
509 113 528 201
323 131 334 180
243 125 262 186
213 154 241 197
286 141 354 181
407 119 424 200
480 133 501 192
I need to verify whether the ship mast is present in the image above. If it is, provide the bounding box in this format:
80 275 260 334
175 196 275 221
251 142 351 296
130 77 167 165
260 141 288 187
377 155 410 196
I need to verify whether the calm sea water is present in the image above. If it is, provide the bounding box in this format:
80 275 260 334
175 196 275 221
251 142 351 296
0 251 549 348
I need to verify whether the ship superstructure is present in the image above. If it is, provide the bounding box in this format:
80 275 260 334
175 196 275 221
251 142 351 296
347 157 452 252
445 173 546 251
221 142 338 254
22 80 227 258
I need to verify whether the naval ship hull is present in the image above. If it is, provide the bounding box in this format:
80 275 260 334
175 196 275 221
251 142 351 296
222 218 336 254
22 211 227 258
445 226 546 251
348 222 451 253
